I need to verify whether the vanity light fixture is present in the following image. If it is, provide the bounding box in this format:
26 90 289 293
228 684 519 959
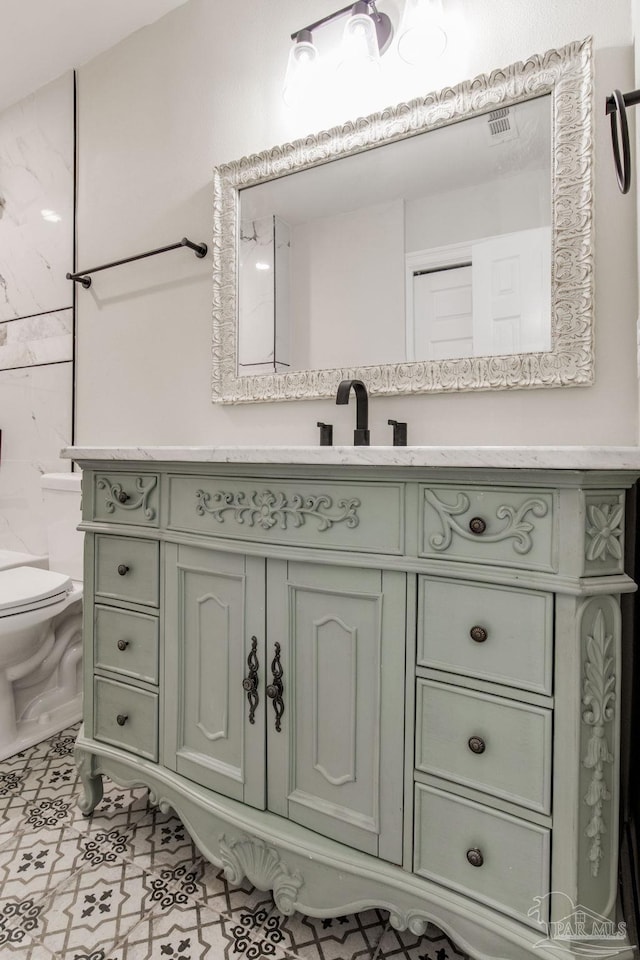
283 0 393 102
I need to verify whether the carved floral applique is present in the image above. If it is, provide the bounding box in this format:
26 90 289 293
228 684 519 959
586 503 623 563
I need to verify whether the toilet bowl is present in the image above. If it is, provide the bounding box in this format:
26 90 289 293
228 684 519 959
0 472 83 759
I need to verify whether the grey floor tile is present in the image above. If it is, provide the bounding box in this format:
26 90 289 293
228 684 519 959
0 726 472 960
373 923 469 960
265 908 389 960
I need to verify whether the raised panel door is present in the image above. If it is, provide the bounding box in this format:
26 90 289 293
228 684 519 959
266 559 405 864
164 543 266 808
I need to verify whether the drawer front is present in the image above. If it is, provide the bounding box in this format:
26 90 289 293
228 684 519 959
95 535 159 607
415 679 552 813
93 472 159 526
414 783 550 928
94 605 159 684
94 676 158 761
167 475 404 555
417 577 553 695
421 485 555 571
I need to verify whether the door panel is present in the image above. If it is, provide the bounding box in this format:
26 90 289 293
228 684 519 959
164 543 266 808
267 560 405 863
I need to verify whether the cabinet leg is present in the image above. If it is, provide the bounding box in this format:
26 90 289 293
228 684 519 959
74 745 104 816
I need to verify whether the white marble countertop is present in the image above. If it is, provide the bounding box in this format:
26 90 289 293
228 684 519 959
62 445 640 470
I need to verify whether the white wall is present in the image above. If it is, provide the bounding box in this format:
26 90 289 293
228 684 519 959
75 0 637 448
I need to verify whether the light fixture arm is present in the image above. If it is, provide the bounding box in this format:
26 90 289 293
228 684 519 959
290 0 393 53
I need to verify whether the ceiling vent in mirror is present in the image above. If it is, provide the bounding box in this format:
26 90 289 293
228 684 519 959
486 107 519 145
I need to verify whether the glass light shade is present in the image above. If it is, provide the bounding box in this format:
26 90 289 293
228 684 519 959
398 0 447 65
282 34 319 106
341 9 381 69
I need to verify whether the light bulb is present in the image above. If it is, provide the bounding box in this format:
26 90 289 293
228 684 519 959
398 0 447 65
342 6 381 67
282 30 319 106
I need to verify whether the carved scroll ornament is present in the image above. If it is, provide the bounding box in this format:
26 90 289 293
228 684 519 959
97 475 158 521
195 488 360 532
425 490 548 555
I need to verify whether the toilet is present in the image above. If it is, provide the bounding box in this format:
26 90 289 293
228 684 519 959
0 472 83 760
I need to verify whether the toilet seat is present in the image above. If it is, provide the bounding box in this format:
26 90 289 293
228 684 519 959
0 567 72 618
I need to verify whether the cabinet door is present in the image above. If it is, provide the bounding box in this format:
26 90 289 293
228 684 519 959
266 560 405 864
164 543 266 808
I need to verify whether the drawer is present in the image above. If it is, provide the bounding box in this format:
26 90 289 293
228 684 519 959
415 679 552 813
421 485 555 572
167 474 404 555
93 472 159 526
414 783 550 928
417 577 553 695
94 676 158 761
94 605 159 684
95 535 159 607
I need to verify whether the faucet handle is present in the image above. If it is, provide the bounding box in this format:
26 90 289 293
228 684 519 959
388 419 407 446
317 421 333 446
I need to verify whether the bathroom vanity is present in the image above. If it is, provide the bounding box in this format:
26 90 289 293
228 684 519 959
66 445 640 960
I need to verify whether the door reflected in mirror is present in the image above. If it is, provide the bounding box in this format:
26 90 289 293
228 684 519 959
238 96 551 375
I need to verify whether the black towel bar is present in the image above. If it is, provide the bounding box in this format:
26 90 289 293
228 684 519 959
66 236 208 288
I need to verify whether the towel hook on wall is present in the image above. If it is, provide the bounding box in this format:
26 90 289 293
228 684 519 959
606 88 640 195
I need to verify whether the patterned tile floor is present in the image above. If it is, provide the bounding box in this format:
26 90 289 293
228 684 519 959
0 724 470 960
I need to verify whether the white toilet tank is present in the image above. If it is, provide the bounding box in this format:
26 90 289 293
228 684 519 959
41 472 83 582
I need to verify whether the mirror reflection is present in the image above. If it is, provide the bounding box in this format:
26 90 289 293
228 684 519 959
238 95 551 376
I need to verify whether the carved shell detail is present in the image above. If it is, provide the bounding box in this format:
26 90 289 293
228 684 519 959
219 835 303 915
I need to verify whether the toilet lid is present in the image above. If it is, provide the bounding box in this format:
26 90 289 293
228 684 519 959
0 567 72 616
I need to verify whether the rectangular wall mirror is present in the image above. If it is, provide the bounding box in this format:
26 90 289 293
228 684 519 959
212 38 593 403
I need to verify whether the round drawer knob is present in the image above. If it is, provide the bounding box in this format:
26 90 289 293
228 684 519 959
116 714 128 727
470 625 488 643
117 564 130 577
117 491 130 504
469 517 487 535
117 639 129 651
466 848 484 867
468 736 486 755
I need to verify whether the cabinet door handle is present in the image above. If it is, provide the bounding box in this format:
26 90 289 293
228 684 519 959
266 641 284 732
469 625 488 643
469 517 486 535
117 639 129 651
117 564 130 576
466 848 484 867
242 636 259 724
116 714 128 726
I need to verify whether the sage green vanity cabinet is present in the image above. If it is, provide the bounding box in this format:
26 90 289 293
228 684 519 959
72 459 639 960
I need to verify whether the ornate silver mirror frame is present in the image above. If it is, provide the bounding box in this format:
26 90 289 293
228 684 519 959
211 38 593 403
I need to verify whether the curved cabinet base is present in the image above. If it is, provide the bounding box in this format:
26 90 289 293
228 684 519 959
74 731 635 960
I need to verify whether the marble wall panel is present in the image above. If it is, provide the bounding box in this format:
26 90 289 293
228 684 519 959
0 309 72 369
0 72 74 320
0 363 73 553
